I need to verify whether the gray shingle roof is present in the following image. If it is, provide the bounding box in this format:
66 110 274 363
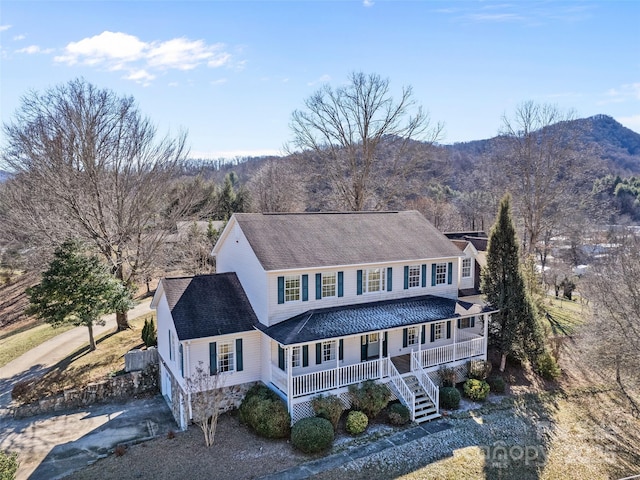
232 211 463 271
260 295 487 345
161 273 258 341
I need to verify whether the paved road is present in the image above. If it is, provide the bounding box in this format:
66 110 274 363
0 299 177 479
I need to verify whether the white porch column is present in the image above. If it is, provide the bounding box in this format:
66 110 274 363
286 346 293 416
453 319 457 361
483 313 489 361
379 330 383 380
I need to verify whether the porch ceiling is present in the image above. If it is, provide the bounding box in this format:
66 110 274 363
260 295 487 345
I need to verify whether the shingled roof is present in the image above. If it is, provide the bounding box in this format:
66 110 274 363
160 273 258 341
231 211 463 271
260 295 487 345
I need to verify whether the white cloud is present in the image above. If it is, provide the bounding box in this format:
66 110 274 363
599 83 640 105
210 78 227 86
13 34 25 41
363 0 374 7
307 74 331 86
16 45 53 55
0 25 11 32
54 31 232 84
617 114 640 134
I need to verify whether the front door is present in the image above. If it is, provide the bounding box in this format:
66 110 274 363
361 333 380 360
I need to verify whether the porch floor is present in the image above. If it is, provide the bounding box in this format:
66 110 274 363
391 354 411 374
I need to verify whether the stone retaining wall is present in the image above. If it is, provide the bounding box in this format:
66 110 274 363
10 364 159 418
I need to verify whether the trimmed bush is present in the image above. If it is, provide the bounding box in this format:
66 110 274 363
312 394 344 431
239 384 291 439
468 360 492 380
463 379 490 401
291 417 334 453
439 386 461 409
438 366 457 387
0 451 19 480
345 410 368 435
535 352 561 380
348 380 390 420
487 375 506 393
387 402 410 425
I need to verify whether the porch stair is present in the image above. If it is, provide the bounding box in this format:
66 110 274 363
403 374 440 423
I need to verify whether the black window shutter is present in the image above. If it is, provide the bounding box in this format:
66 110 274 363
421 325 426 344
431 264 436 286
316 343 322 364
430 324 435 342
402 328 408 348
338 272 344 297
422 264 427 287
387 267 393 291
457 318 461 329
361 336 368 361
470 316 476 328
209 342 217 375
447 321 452 339
277 276 285 304
278 345 285 370
357 270 363 295
448 262 453 284
339 339 344 361
382 332 388 357
404 266 409 289
302 274 308 301
302 345 309 367
236 338 243 372
315 273 322 300
179 344 184 377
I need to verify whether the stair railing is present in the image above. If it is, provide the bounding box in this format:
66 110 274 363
387 357 416 421
410 351 439 416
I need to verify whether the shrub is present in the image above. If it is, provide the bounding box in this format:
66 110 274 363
468 360 492 380
114 444 127 457
239 384 291 439
463 379 490 401
141 317 157 348
11 379 32 402
345 410 368 435
439 386 461 409
487 376 506 393
291 417 334 453
438 366 457 387
387 402 410 425
0 451 19 480
535 352 561 380
312 395 344 431
348 380 390 419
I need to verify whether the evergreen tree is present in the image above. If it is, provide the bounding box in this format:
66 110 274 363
481 194 546 371
27 240 133 351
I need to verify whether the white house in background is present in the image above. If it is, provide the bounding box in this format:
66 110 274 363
152 211 495 429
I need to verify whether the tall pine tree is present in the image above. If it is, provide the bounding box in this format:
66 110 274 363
482 194 546 372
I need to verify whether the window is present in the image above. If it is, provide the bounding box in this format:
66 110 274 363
364 268 386 293
322 341 336 362
435 263 447 285
218 341 235 373
178 344 184 377
462 258 472 278
322 273 336 298
408 265 421 288
433 322 443 340
291 346 301 368
407 327 419 346
168 331 174 361
459 317 474 329
285 275 301 302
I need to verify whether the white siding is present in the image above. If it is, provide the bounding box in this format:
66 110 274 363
155 294 185 390
459 245 476 290
216 222 269 325
267 259 460 325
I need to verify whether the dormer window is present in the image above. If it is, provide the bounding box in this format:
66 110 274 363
462 258 472 278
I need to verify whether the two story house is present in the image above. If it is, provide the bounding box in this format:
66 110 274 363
152 211 494 429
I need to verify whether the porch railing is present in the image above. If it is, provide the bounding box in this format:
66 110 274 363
411 351 439 414
417 337 485 369
387 357 416 421
291 358 381 398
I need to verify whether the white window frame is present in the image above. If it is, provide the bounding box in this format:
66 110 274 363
459 317 473 329
218 341 235 373
322 272 337 298
407 326 419 347
291 346 302 368
169 331 175 361
408 265 421 288
435 263 447 285
284 275 301 302
322 341 336 363
364 268 386 293
433 322 443 340
462 258 472 278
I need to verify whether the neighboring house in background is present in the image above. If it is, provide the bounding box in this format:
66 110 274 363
152 212 495 429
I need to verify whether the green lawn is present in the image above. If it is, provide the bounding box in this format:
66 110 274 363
543 295 586 336
0 322 75 368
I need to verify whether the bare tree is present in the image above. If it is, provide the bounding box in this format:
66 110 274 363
1 79 190 330
290 72 443 211
186 362 226 446
247 158 305 212
581 232 640 416
493 101 579 256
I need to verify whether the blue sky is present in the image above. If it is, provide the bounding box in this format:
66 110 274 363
1 1 639 159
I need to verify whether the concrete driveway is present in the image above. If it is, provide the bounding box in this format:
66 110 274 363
0 395 176 480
